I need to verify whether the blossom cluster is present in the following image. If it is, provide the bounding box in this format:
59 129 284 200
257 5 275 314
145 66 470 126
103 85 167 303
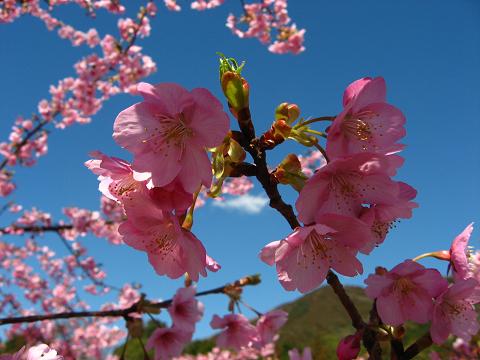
226 0 306 54
154 308 289 359
365 224 480 345
0 232 133 358
161 0 305 54
0 1 156 198
261 77 416 293
87 82 231 281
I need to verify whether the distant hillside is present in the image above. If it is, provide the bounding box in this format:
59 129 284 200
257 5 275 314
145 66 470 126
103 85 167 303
274 286 371 359
114 286 448 359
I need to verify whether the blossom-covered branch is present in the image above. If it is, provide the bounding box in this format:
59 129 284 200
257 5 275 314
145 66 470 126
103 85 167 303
0 274 260 325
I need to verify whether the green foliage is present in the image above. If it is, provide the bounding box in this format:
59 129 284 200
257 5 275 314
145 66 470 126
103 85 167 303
0 335 26 355
113 320 164 359
183 338 216 355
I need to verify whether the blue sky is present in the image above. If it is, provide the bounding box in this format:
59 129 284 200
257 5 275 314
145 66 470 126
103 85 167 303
0 0 479 341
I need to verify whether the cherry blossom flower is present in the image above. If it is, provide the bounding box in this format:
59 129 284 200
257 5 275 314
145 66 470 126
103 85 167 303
0 344 63 360
168 287 204 332
113 82 229 193
326 77 405 159
430 278 480 344
364 260 448 326
148 182 193 213
210 314 259 350
449 223 475 281
260 214 370 293
288 347 312 360
119 191 210 281
296 152 405 225
147 327 192 360
255 309 288 345
25 344 63 360
268 26 306 55
359 182 418 253
85 151 150 202
191 0 225 10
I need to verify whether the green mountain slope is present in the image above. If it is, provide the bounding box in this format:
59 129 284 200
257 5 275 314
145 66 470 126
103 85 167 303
274 286 371 359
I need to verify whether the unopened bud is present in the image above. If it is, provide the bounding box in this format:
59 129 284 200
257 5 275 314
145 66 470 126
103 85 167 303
221 72 249 111
219 54 249 113
336 331 362 360
275 103 300 124
273 154 307 191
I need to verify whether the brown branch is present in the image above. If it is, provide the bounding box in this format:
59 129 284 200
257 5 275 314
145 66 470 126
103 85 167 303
362 301 383 359
0 274 260 326
401 333 432 360
0 219 117 235
0 224 74 235
230 162 257 177
326 271 365 330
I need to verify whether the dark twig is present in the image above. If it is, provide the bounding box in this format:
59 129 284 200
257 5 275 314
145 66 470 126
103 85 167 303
0 274 260 326
401 333 432 360
326 272 365 330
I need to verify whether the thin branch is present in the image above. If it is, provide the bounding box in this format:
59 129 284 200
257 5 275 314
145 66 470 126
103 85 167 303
0 274 260 326
401 333 432 360
0 220 116 235
325 271 365 330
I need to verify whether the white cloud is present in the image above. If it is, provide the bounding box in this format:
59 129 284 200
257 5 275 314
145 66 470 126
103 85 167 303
212 194 269 214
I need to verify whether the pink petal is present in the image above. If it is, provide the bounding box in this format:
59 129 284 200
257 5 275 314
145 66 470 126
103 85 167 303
259 240 281 266
188 88 230 148
137 82 194 116
377 292 404 325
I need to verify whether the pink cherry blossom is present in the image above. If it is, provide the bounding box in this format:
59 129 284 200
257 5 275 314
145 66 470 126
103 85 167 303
430 278 480 344
326 77 406 159
25 344 63 360
210 314 259 350
255 309 288 345
268 26 305 55
85 151 150 202
146 327 192 360
296 152 404 225
113 82 230 193
288 347 312 360
118 191 210 281
260 214 370 293
164 0 181 11
148 182 193 213
191 0 225 10
359 181 418 253
449 223 474 281
168 287 204 332
364 260 448 326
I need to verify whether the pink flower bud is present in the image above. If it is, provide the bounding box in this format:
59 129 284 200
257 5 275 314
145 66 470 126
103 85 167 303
336 331 362 360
